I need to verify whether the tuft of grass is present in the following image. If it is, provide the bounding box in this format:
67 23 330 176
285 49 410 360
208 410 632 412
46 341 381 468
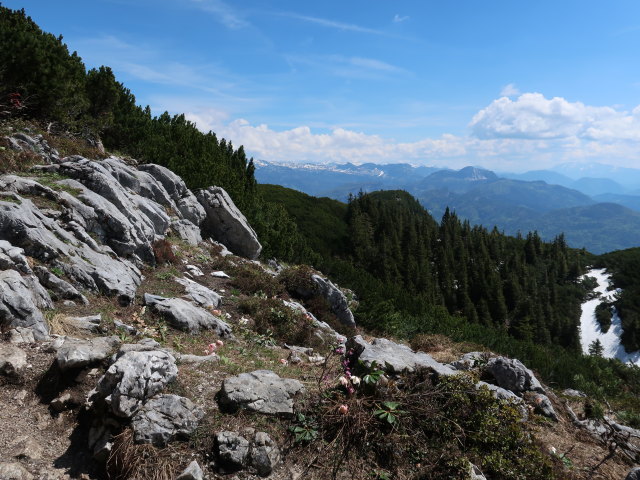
229 262 284 297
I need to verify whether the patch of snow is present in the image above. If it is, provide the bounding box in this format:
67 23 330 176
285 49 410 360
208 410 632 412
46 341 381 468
580 268 640 365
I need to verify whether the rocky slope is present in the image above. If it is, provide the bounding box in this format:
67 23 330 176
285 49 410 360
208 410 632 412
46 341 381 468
1 130 639 480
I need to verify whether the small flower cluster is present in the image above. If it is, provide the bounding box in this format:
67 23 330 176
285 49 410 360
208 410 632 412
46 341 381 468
336 348 359 395
204 339 224 355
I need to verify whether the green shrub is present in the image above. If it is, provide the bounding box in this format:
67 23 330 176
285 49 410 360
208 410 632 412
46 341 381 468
230 262 283 297
238 297 315 346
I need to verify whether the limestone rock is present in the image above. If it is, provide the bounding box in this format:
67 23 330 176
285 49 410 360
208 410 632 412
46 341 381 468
92 349 178 418
196 186 262 259
529 392 559 421
218 370 305 417
56 336 119 371
0 462 33 480
450 352 489 371
131 394 204 446
175 276 221 308
33 266 88 304
144 293 231 336
216 431 250 471
250 431 281 476
138 163 206 226
66 314 103 333
171 218 202 245
625 467 640 480
486 356 545 395
347 335 457 376
0 344 27 378
215 430 281 476
176 461 204 480
0 239 32 273
311 274 355 328
8 327 35 344
0 269 51 340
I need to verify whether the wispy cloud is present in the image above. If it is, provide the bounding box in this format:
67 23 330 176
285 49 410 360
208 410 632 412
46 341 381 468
500 83 520 97
282 12 386 36
393 14 409 23
190 0 248 29
285 54 408 79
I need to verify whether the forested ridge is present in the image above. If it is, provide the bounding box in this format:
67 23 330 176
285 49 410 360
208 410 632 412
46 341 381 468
5 3 640 407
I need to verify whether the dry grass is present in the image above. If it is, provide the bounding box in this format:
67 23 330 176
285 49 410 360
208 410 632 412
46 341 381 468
106 429 187 480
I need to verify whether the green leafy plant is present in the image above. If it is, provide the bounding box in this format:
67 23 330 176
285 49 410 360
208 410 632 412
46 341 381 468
289 413 318 443
374 401 404 425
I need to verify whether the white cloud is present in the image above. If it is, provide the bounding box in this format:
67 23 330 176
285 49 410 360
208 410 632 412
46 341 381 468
190 0 248 29
469 92 640 141
393 14 409 23
182 94 640 172
500 83 520 97
283 13 385 35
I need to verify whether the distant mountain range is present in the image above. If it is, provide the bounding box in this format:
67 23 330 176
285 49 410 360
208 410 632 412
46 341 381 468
255 160 640 254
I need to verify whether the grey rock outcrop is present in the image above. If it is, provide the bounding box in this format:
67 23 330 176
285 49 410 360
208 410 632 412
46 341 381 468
65 314 102 333
0 344 27 378
347 336 457 376
528 392 558 421
0 188 142 304
5 131 60 164
138 163 206 226
171 218 202 245
218 370 305 417
91 349 178 418
311 274 355 328
33 266 88 304
450 352 489 371
131 394 204 446
196 186 262 259
56 336 119 371
0 269 52 340
176 461 204 480
175 276 221 308
144 293 231 335
8 327 35 344
486 356 544 395
626 468 640 480
0 239 32 273
215 430 281 476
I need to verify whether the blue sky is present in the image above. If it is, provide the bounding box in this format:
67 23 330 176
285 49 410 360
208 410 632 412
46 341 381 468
6 0 640 171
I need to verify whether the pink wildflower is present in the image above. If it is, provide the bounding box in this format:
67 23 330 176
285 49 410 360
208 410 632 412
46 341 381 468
279 358 288 365
338 404 349 415
205 343 217 355
212 309 222 316
216 339 224 347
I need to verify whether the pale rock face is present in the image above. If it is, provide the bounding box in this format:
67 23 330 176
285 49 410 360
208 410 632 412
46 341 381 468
0 269 52 340
131 394 204 446
218 370 305 417
144 293 231 335
91 349 178 418
486 356 545 394
56 336 120 371
196 186 262 259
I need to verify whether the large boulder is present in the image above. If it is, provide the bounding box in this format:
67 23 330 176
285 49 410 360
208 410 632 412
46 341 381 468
311 275 355 328
486 357 544 395
56 336 120 371
196 186 262 259
131 394 204 446
175 277 221 308
218 370 305 417
0 269 52 340
91 349 178 418
0 239 32 273
347 336 457 376
144 293 231 336
33 266 87 304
